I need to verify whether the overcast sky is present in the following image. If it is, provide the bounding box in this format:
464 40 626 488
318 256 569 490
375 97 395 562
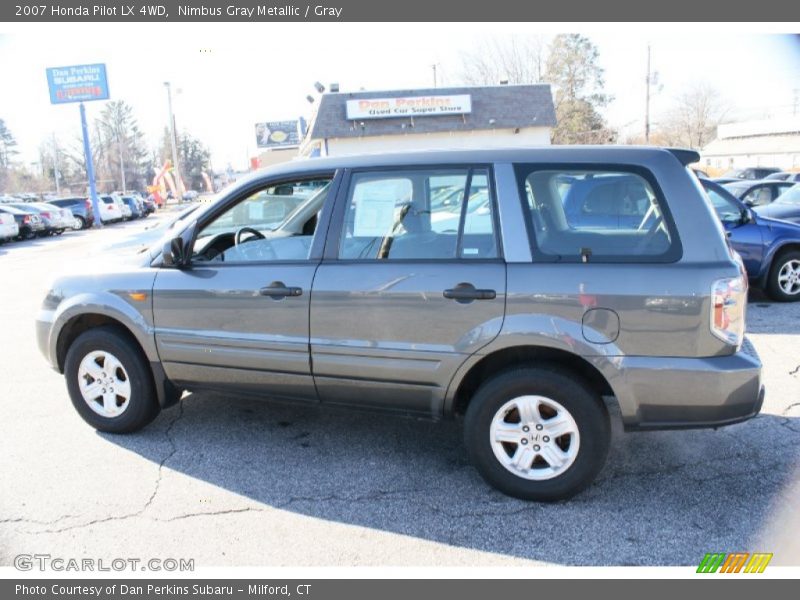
1 23 799 172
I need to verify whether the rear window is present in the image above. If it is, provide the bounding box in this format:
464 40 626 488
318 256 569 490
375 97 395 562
516 165 681 263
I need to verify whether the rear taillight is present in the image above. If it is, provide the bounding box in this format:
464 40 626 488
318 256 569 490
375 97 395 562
42 212 51 219
85 199 91 210
711 275 747 347
23 215 30 224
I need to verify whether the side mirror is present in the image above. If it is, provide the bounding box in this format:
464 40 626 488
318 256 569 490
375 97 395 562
273 184 294 196
741 207 754 224
162 237 185 268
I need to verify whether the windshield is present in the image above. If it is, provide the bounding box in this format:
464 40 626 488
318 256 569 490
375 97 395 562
775 185 800 205
722 183 749 196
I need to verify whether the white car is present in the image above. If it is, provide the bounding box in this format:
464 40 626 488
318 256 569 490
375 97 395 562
0 211 19 241
119 199 133 220
97 195 124 223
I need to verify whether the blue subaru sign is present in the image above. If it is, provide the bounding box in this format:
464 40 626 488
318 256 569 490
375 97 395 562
45 64 109 104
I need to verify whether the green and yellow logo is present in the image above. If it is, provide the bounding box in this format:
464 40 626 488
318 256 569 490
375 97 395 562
697 552 773 573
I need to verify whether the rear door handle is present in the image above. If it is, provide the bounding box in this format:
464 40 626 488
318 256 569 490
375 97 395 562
259 281 303 299
443 283 497 302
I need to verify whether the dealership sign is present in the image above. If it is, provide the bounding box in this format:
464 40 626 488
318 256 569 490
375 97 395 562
45 64 110 104
346 94 472 120
255 120 301 148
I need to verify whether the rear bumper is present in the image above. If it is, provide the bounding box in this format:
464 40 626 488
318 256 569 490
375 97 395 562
606 338 764 431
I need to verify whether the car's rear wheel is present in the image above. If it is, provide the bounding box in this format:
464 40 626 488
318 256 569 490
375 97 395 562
766 250 800 302
464 366 610 501
73 216 86 230
18 227 34 241
64 326 160 433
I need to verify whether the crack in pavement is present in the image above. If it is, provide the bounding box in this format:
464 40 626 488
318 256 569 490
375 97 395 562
7 402 185 536
6 478 428 534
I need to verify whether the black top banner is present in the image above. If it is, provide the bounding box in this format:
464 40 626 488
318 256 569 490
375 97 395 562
3 0 800 21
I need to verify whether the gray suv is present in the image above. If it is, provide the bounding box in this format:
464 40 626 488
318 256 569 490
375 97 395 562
36 147 763 500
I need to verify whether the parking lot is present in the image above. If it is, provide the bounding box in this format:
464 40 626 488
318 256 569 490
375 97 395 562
0 216 799 568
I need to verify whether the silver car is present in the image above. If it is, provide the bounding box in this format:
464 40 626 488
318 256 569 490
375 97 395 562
36 147 762 501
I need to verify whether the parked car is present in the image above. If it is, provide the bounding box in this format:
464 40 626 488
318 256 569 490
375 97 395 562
6 202 72 235
97 195 124 223
722 180 797 207
0 205 45 240
141 196 156 215
120 196 144 219
37 147 762 502
0 211 19 242
102 203 201 254
701 179 800 301
118 196 133 220
764 172 800 182
752 183 800 225
49 197 95 229
717 167 781 181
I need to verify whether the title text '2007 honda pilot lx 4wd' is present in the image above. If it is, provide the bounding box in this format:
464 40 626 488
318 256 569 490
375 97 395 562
37 147 763 501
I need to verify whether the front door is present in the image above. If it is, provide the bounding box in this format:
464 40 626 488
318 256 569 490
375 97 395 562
152 174 337 401
310 166 506 415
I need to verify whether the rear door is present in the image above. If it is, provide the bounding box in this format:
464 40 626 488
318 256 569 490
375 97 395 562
309 166 506 416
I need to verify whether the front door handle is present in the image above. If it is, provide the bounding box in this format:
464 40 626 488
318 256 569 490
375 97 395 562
259 281 303 299
443 283 497 303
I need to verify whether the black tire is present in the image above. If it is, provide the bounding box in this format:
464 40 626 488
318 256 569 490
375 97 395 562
64 326 160 433
18 227 34 241
464 366 610 501
74 215 87 230
766 250 800 302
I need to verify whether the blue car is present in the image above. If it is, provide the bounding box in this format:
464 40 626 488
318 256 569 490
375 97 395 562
701 179 800 301
561 174 650 230
752 183 800 225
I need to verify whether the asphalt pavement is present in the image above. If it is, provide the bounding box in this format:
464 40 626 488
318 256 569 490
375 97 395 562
1 217 798 567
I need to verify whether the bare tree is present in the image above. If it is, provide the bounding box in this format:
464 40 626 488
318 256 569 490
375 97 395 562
658 83 729 149
460 35 548 86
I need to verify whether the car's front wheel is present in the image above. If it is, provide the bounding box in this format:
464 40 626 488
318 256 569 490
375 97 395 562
464 366 610 501
767 250 800 302
64 326 160 433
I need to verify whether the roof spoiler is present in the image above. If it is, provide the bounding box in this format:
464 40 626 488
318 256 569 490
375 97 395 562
666 148 700 166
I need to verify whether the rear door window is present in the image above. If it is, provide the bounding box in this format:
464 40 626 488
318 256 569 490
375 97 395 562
516 166 681 263
338 167 498 260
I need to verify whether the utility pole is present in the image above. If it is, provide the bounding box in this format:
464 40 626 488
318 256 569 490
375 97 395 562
117 130 126 193
51 133 60 196
645 44 651 144
164 81 182 203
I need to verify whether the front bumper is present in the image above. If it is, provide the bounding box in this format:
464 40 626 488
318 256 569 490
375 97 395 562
35 309 58 371
608 338 763 431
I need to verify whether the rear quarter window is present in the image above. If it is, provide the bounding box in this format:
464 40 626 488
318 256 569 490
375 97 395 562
515 164 682 263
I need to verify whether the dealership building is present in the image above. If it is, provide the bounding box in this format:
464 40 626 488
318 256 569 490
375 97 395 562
701 118 800 171
298 84 557 157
